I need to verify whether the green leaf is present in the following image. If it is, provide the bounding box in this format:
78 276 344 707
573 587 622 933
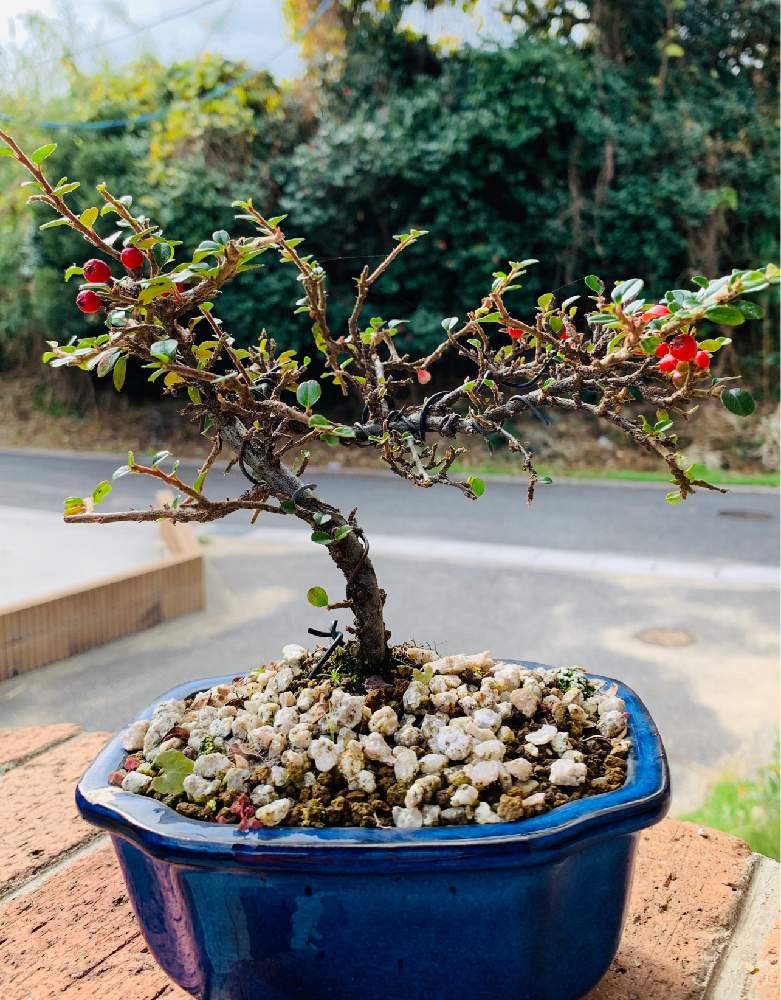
705 305 745 326
52 181 79 196
31 143 56 164
697 337 731 352
585 274 604 294
151 242 173 266
92 480 112 505
733 299 764 320
64 496 86 515
441 316 459 331
296 380 321 408
665 42 685 57
39 218 69 230
332 525 352 542
112 465 132 480
548 316 564 334
79 206 99 230
96 349 119 378
611 278 644 304
64 264 84 282
537 292 554 310
151 339 178 361
467 475 485 498
665 490 683 505
308 413 331 428
720 387 755 417
151 450 171 467
311 530 333 545
187 386 202 405
640 335 662 355
151 749 193 796
537 475 553 485
280 499 296 514
478 312 502 323
313 512 332 526
307 586 329 608
212 229 230 244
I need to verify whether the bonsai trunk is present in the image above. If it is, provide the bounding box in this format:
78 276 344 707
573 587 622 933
220 419 389 668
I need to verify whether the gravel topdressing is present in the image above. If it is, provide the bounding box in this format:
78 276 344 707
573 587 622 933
112 646 631 829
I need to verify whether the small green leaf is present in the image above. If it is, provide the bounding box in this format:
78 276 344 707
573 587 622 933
611 278 644 304
296 380 321 408
151 339 178 361
64 264 84 282
307 586 329 608
537 475 553 485
280 499 296 514
112 465 132 480
548 316 564 334
112 355 127 391
467 475 485 498
537 292 554 310
720 387 755 417
40 218 69 230
64 496 87 515
441 317 459 332
585 275 604 294
31 143 57 164
733 299 764 320
151 749 193 796
79 206 99 230
665 490 683 505
187 386 202 405
311 530 333 545
332 525 352 542
151 450 171 467
705 305 745 326
640 335 662 355
697 337 731 352
92 480 112 505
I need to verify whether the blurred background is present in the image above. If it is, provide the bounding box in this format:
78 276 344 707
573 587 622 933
0 0 777 858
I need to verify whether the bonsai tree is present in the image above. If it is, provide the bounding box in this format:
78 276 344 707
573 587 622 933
2 130 776 675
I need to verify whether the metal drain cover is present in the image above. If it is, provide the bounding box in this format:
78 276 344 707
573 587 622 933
635 627 695 647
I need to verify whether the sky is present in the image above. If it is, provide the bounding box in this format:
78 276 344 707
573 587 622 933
0 0 513 91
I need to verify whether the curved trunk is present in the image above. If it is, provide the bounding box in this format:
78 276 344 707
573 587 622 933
220 419 389 667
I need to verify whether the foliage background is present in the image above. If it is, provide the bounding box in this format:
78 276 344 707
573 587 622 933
0 0 778 402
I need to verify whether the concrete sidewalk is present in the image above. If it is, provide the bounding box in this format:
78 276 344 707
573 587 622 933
0 505 162 606
0 724 777 1000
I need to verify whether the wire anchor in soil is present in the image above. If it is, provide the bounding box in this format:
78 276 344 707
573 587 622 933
307 619 345 677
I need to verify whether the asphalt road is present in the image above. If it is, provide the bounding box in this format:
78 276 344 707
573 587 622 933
0 447 777 813
0 447 777 564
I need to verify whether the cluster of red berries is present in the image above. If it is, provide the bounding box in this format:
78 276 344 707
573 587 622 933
75 247 145 314
655 333 710 381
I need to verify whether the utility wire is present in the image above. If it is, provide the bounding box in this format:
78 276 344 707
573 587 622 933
0 0 334 131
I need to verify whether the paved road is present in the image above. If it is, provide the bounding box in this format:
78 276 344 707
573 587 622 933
0 448 777 564
0 448 777 814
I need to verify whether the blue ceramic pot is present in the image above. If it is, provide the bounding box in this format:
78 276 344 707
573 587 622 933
76 664 669 1000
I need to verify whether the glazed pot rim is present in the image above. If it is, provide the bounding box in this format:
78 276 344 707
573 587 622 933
76 661 669 865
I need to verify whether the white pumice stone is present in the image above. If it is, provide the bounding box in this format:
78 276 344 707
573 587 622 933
451 784 479 807
428 676 451 695
193 753 231 778
250 784 276 806
526 724 558 746
270 666 294 694
420 714 448 739
309 737 339 772
281 643 307 664
510 688 539 717
567 704 587 724
404 774 441 809
505 757 533 781
523 792 546 808
361 732 395 765
353 769 376 794
121 771 151 793
498 725 515 743
330 690 365 728
288 723 313 750
431 690 459 714
121 720 150 752
598 710 626 737
393 746 420 782
255 704 277 726
419 753 448 774
368 705 399 735
562 749 585 762
474 802 502 824
598 696 626 717
491 664 521 691
282 749 307 769
392 806 423 829
440 807 467 825
155 737 183 755
296 689 317 712
431 726 472 761
428 650 493 674
278 692 296 708
524 742 539 758
422 804 441 827
458 695 479 715
256 798 292 826
403 680 430 712
466 760 503 789
338 742 365 782
549 760 588 786
218 705 238 719
187 729 207 751
270 765 289 787
183 774 220 802
273 707 299 733
393 725 422 748
551 732 571 755
224 767 250 793
208 718 233 739
472 739 506 762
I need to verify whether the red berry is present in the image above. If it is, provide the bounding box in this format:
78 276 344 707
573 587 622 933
694 350 711 370
507 327 524 340
120 246 145 270
417 368 431 385
642 303 671 323
654 343 669 358
76 289 102 313
658 353 677 373
82 258 111 283
669 333 697 363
